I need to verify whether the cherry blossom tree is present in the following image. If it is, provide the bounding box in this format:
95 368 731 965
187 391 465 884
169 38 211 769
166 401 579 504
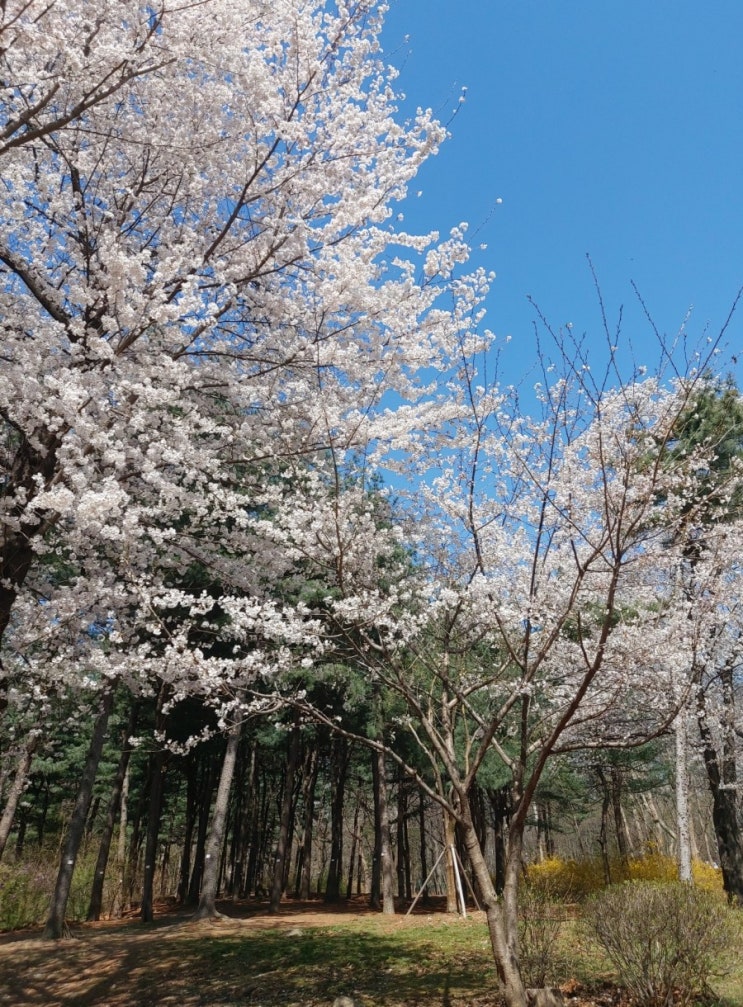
285 323 736 1006
666 380 743 901
0 0 488 730
0 0 491 934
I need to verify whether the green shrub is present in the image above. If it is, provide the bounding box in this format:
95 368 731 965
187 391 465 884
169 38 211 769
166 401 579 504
0 859 53 930
0 851 99 931
583 880 735 1007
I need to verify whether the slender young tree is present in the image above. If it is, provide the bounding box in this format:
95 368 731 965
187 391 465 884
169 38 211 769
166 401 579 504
87 701 139 921
269 721 301 912
289 328 735 1006
43 688 114 939
194 719 242 920
0 734 37 860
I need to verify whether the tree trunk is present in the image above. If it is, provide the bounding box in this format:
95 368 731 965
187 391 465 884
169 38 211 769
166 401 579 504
36 778 51 849
270 722 300 912
110 765 129 918
140 746 166 923
596 766 612 885
370 750 381 908
460 794 528 1007
487 785 510 895
123 759 151 913
418 787 429 904
296 744 319 899
642 791 675 852
346 799 361 900
0 431 60 706
0 736 37 861
141 683 169 923
235 741 257 899
324 736 349 903
609 767 628 866
177 754 199 904
443 807 459 913
187 752 217 904
194 721 241 919
378 749 395 913
244 759 264 897
697 673 743 904
370 746 395 913
674 709 693 882
87 702 138 920
396 767 408 900
43 688 114 939
535 801 554 861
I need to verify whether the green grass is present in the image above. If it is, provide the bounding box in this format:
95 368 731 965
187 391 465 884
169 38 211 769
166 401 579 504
183 916 500 1005
711 908 743 1007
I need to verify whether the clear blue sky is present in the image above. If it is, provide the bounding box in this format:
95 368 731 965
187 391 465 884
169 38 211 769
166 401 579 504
381 1 743 388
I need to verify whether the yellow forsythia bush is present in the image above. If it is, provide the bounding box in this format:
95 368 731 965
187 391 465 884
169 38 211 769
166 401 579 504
527 853 722 899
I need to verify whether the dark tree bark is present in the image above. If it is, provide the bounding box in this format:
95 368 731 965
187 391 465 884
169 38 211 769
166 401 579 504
324 736 350 903
296 744 319 899
269 722 300 911
187 751 217 904
87 702 139 920
252 765 274 895
14 806 28 857
245 757 266 897
177 753 199 904
697 671 743 904
596 766 612 885
396 767 411 901
443 807 459 914
468 783 490 902
140 748 166 922
123 758 151 913
43 688 114 939
535 800 555 860
226 737 250 897
487 785 510 896
610 766 629 865
459 793 530 1007
236 741 257 898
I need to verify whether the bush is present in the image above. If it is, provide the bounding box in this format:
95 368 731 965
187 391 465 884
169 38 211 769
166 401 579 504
527 853 723 900
0 860 52 930
518 882 566 987
526 856 603 900
583 881 735 1007
0 851 99 931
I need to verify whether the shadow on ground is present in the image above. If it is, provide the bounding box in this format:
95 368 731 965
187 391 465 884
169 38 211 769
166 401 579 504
0 901 500 1007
